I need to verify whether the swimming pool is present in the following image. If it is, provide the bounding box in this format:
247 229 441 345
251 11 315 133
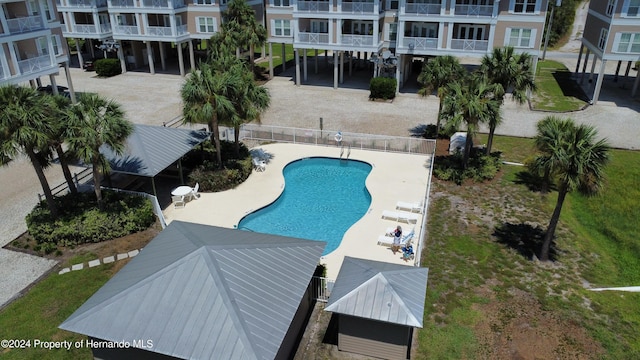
238 157 372 255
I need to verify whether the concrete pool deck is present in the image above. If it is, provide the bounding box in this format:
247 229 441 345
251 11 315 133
163 143 432 279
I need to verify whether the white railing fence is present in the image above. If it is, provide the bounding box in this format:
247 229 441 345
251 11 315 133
241 124 437 156
310 276 334 302
101 187 167 229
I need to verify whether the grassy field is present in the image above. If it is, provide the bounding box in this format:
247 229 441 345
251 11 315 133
475 134 535 163
257 44 319 71
532 60 589 112
0 254 113 359
417 139 640 358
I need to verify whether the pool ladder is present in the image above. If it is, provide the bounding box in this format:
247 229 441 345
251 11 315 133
339 144 351 159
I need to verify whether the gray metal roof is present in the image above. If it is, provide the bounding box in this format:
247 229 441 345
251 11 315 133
324 256 428 328
100 124 209 177
60 221 326 360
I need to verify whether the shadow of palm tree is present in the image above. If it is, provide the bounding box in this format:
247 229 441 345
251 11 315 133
513 170 556 192
409 124 429 138
493 222 556 261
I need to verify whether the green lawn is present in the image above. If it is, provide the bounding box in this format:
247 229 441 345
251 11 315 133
0 255 113 359
419 136 640 358
257 44 320 71
532 60 589 112
475 134 535 163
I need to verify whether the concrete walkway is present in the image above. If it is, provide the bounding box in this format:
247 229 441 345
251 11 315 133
1 58 639 308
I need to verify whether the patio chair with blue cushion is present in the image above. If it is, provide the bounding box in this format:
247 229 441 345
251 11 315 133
377 228 415 246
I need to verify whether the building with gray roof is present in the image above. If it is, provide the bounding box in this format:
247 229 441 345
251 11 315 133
60 221 326 360
325 256 428 359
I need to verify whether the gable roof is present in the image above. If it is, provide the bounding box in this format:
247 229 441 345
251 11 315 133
60 221 326 360
324 256 428 328
100 124 209 177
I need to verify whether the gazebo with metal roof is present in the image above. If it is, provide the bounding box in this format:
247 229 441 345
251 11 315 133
60 221 326 360
100 124 210 197
325 256 429 360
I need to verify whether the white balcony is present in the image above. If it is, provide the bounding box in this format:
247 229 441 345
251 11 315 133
66 0 108 7
341 1 375 13
404 3 440 15
108 0 135 7
68 23 112 34
454 4 493 16
297 1 330 12
113 25 139 35
140 0 185 9
297 32 330 44
450 39 488 51
341 34 373 46
403 36 437 50
7 16 45 34
18 55 54 75
145 24 187 36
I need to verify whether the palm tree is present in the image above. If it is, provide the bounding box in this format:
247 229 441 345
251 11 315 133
223 63 270 157
440 77 501 169
49 94 77 194
479 46 536 154
533 117 609 261
181 61 240 169
66 93 133 209
417 55 466 133
222 0 267 73
0 85 59 217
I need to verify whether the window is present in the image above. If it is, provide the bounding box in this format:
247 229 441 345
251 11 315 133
513 0 536 13
507 28 533 48
386 0 398 10
193 0 213 4
197 17 215 33
42 0 56 21
607 0 615 16
626 0 640 16
27 0 40 15
311 20 328 33
598 29 608 50
388 23 397 41
616 33 640 53
52 35 63 55
273 0 290 6
36 37 49 56
273 19 291 36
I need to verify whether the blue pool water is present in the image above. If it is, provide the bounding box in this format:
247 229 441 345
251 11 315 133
238 157 372 255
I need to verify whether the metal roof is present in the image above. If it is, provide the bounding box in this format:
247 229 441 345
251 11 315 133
59 221 326 360
324 256 428 328
100 124 210 177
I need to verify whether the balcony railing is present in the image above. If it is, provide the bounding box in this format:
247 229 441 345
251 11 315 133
70 23 112 34
403 36 437 50
341 1 375 13
450 39 488 51
297 32 330 44
108 0 135 7
297 1 330 12
113 25 139 35
66 0 108 7
7 16 45 34
404 3 440 14
341 34 373 46
18 55 54 75
140 0 185 8
454 4 493 16
145 24 187 36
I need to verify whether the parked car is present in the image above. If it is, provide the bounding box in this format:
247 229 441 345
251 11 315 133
83 60 95 71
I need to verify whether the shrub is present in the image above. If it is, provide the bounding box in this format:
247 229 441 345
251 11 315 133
94 58 122 77
188 156 253 192
26 191 155 246
369 77 397 100
182 140 250 170
433 149 502 185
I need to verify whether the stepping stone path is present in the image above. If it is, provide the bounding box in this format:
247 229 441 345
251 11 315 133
58 249 143 275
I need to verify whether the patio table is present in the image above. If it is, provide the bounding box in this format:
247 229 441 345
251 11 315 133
171 186 192 197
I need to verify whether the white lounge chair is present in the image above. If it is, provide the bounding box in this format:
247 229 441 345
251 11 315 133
378 228 415 246
190 182 200 200
396 200 423 213
381 210 419 223
172 195 185 209
252 157 266 172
